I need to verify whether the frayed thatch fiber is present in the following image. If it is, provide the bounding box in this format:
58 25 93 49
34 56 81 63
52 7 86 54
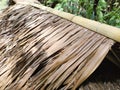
0 4 118 90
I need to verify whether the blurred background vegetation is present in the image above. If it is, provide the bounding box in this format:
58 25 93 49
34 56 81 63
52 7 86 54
0 0 120 27
0 0 8 10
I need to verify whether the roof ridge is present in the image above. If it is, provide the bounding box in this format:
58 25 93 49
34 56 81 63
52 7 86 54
18 2 120 42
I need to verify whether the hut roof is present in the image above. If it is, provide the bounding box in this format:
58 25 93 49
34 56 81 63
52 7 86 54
0 3 120 90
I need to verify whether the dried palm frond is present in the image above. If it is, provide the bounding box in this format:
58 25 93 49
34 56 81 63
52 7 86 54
0 2 119 90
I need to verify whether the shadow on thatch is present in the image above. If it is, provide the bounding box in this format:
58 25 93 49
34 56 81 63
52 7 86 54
78 59 120 90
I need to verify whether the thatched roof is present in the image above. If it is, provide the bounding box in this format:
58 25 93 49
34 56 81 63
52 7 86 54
0 3 120 90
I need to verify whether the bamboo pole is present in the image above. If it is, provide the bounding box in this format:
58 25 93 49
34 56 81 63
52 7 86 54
18 2 120 42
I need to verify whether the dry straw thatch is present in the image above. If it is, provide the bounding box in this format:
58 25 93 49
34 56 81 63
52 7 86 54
0 2 120 90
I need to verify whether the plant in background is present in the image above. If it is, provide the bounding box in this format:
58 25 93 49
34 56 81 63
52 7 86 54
0 0 9 11
103 0 120 27
96 0 107 22
40 0 120 28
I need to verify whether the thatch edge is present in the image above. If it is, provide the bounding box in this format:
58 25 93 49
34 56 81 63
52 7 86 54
18 2 120 42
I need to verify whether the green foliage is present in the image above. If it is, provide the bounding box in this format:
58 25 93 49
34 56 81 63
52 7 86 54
103 4 120 27
42 0 120 27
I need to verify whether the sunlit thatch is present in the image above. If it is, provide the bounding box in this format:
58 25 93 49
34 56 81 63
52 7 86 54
0 3 119 90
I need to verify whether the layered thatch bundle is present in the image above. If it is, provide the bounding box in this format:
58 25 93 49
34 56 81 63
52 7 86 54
0 2 120 90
